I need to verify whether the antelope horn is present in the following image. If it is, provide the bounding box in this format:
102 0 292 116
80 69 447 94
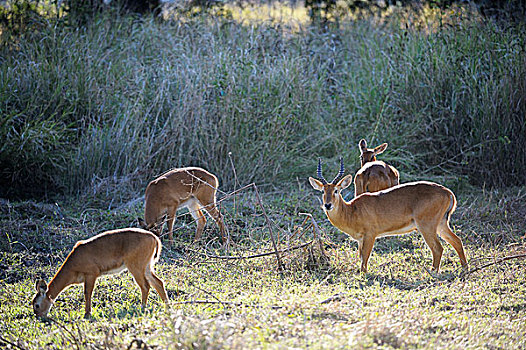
317 158 328 185
331 157 345 184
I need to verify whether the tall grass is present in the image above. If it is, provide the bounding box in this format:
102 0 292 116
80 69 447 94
0 13 524 198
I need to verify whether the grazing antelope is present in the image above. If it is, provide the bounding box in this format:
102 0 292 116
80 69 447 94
32 228 168 319
309 158 468 273
138 167 227 245
354 139 399 197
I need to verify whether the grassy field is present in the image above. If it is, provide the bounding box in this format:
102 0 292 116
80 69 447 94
1 183 525 349
1 3 525 349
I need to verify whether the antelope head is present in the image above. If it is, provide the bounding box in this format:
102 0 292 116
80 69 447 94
138 216 165 236
309 157 353 212
359 139 388 167
32 279 52 318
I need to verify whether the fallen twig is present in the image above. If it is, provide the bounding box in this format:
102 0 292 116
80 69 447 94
320 293 346 304
288 216 311 241
300 213 328 260
192 285 227 307
188 240 314 260
466 253 526 275
0 335 27 350
48 317 81 350
171 300 284 310
172 300 243 306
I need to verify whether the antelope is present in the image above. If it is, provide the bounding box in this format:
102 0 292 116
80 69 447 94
354 139 399 197
309 158 468 273
138 167 227 245
32 228 168 319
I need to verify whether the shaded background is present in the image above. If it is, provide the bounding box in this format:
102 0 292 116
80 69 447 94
1 0 525 199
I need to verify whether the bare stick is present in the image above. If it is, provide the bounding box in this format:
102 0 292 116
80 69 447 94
171 300 283 310
172 300 243 306
466 253 526 275
226 151 241 247
0 335 27 350
48 318 81 350
294 223 313 243
188 240 313 260
217 183 256 203
153 182 261 242
228 152 240 189
320 293 346 304
182 168 228 196
253 184 285 270
193 285 228 307
299 213 328 259
288 216 310 241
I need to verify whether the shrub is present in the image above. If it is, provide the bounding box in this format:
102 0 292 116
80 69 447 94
0 14 524 198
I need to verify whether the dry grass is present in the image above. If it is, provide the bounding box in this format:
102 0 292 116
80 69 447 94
1 10 525 198
1 185 525 349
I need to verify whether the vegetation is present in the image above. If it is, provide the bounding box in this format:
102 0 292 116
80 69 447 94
1 5 525 198
0 2 525 349
1 186 525 348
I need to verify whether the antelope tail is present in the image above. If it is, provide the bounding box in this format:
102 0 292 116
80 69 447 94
152 235 162 264
444 191 457 223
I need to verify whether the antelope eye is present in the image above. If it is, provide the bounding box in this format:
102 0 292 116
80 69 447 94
35 304 40 310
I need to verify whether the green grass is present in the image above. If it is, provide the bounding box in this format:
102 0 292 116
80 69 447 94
1 186 525 349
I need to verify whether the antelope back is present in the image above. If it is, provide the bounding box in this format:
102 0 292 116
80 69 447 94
143 167 219 225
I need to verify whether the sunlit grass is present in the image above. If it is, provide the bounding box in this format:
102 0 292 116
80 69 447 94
1 187 525 348
224 2 309 28
163 1 481 33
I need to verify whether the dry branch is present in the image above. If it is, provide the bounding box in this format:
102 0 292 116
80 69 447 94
0 335 27 350
320 293 346 304
300 213 328 260
253 184 284 270
172 300 244 306
188 240 314 260
466 253 526 275
171 300 284 310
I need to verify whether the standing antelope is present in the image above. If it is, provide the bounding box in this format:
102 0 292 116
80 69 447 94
309 158 468 273
32 228 168 319
354 139 399 197
138 167 227 245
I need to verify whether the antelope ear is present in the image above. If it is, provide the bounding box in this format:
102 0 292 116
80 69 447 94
336 174 353 190
308 177 324 191
374 143 388 155
358 139 367 152
35 279 48 294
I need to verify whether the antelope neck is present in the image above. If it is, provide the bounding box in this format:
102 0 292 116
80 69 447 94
325 196 346 221
46 270 72 301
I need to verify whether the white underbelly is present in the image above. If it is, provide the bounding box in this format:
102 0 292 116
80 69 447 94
376 223 417 238
179 197 199 210
102 264 127 276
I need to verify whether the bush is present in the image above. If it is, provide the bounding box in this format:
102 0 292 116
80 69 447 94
0 14 524 199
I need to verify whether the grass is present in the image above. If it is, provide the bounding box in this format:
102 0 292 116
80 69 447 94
1 8 525 198
1 185 525 349
1 4 525 349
